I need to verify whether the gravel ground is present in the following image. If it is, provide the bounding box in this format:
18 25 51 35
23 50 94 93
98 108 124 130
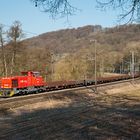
0 80 140 140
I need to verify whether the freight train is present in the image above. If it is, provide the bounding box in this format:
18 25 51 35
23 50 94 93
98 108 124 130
0 71 139 97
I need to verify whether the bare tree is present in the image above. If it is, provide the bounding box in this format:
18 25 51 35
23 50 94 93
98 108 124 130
97 0 140 23
31 0 140 22
31 0 77 18
7 21 23 75
0 25 7 76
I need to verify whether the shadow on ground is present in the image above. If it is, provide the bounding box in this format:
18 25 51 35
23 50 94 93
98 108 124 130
0 90 140 140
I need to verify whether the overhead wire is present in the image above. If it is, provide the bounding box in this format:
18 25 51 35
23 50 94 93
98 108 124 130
0 23 38 38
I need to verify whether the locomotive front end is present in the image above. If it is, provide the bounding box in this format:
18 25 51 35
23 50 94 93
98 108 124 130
0 77 18 97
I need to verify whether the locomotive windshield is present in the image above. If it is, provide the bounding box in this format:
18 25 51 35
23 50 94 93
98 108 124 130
33 72 40 77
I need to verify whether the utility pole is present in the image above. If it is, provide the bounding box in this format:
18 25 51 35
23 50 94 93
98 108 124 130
120 66 122 74
132 51 135 81
51 53 54 81
94 40 97 92
90 39 97 93
122 59 124 74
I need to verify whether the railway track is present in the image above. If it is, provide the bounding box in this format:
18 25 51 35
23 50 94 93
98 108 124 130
0 77 139 109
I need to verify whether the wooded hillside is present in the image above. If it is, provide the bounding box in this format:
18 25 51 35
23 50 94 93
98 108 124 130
1 24 140 81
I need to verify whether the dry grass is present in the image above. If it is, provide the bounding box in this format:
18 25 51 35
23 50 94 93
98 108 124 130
0 80 140 139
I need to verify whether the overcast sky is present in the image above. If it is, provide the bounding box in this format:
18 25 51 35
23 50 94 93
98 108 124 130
0 0 124 38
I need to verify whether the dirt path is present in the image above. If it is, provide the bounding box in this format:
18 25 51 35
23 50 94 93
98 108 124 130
0 81 140 140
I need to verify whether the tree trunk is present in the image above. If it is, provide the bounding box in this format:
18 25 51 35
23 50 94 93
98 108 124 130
0 32 7 77
10 39 17 76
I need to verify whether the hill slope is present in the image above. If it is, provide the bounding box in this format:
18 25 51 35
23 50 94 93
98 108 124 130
25 24 140 54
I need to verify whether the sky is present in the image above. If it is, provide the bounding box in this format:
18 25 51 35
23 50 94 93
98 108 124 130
0 0 123 38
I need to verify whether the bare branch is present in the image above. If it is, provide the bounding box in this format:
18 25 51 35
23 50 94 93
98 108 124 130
31 0 78 18
97 0 140 23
